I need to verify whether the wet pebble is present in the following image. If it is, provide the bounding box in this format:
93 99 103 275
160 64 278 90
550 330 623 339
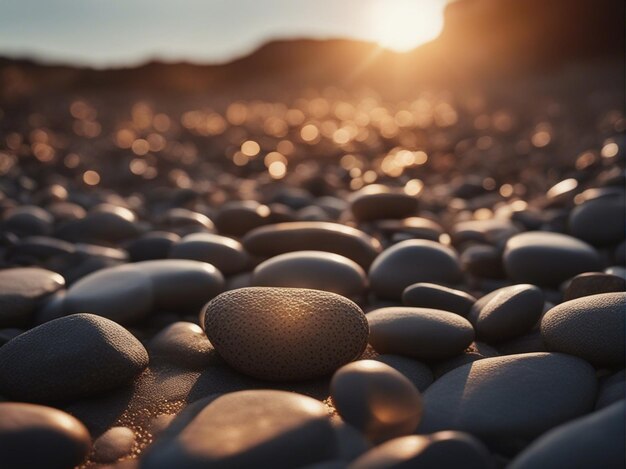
330 360 422 442
402 282 476 316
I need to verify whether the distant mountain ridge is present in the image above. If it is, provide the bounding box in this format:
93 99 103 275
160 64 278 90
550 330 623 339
1 0 623 99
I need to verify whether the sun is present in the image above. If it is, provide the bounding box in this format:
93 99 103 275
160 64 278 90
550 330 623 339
369 0 447 52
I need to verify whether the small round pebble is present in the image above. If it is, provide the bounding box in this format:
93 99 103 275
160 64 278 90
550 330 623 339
503 232 602 287
93 426 136 463
213 200 271 237
331 360 423 442
568 195 626 246
149 321 218 369
468 284 544 343
169 232 249 275
418 353 597 445
203 287 369 380
0 313 149 403
0 402 91 469
349 185 419 222
252 250 367 298
402 282 476 316
369 240 463 300
541 292 625 366
367 307 474 360
142 390 337 469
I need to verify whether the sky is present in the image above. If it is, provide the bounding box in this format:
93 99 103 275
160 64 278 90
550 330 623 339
0 0 448 68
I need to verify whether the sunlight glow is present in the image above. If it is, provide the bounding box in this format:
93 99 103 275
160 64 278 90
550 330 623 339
369 0 447 52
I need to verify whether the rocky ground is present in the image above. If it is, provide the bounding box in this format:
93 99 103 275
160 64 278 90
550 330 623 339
0 59 624 468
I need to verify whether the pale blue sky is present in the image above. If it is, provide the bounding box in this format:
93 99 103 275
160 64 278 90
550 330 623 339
0 0 448 67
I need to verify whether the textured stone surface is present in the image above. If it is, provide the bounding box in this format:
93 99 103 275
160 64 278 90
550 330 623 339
541 292 625 366
0 313 149 403
203 287 369 380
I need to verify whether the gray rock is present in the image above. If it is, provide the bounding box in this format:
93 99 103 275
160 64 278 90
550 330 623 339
418 353 597 447
367 307 474 360
402 282 476 316
169 233 249 275
541 292 625 366
468 284 544 343
253 251 367 298
243 222 382 269
369 240 462 300
509 401 625 469
503 232 602 287
0 313 149 403
569 195 626 246
563 272 626 301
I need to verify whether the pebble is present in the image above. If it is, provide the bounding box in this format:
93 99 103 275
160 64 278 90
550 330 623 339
0 267 65 327
503 232 602 287
142 390 337 469
374 217 444 242
451 218 520 247
367 307 474 360
125 231 180 262
402 282 476 316
509 400 625 469
418 353 597 447
373 354 434 392
169 232 249 275
203 287 368 380
252 250 367 298
0 313 149 402
157 207 215 233
468 284 544 343
55 204 141 244
149 321 218 369
349 432 494 469
93 426 136 463
349 185 419 222
568 195 626 246
243 221 382 269
461 244 506 279
1 205 54 237
0 402 91 469
562 272 626 301
140 259 225 313
330 360 423 442
541 292 625 366
368 240 463 300
213 200 271 237
63 263 154 324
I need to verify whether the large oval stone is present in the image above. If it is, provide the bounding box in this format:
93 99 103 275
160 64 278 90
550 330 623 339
0 313 149 403
203 287 368 381
541 292 625 366
418 353 597 445
142 390 337 469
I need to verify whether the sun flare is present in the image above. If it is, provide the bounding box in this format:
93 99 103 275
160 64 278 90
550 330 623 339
369 0 447 52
